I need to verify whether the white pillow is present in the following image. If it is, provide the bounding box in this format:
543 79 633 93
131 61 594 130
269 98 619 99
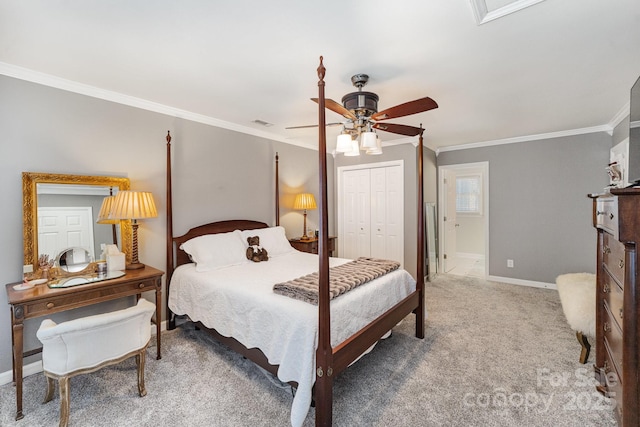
239 226 293 257
180 230 248 272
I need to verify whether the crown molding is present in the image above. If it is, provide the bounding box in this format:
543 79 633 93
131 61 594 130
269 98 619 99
609 101 631 129
436 124 612 155
470 0 546 25
0 61 311 148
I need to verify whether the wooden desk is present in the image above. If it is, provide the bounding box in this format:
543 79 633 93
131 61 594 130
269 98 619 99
289 236 336 256
5 266 163 421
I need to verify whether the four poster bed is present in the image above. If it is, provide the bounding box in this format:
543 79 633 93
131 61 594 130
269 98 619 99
165 57 426 427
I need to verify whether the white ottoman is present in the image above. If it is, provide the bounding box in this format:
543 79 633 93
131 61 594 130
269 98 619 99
556 273 596 363
37 299 155 427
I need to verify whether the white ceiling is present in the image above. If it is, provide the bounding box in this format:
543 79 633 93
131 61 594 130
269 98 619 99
1 1 640 152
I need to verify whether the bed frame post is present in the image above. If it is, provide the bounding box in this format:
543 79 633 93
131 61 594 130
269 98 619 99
166 131 176 330
416 129 425 339
275 152 280 226
315 56 333 427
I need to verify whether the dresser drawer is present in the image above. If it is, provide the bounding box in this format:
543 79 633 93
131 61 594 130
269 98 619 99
603 303 624 375
602 233 625 286
595 196 618 238
602 339 623 420
601 272 624 331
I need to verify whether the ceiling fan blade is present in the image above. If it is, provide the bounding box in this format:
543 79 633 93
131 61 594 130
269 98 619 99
311 98 357 121
371 97 438 121
286 122 343 130
373 122 424 137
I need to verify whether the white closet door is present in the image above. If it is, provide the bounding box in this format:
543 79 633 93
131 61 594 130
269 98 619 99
343 169 371 260
340 163 403 265
383 165 403 264
370 167 386 258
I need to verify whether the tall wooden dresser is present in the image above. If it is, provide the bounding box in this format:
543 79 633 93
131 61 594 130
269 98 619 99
591 188 640 425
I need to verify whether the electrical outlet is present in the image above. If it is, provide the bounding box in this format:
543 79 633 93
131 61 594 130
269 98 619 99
23 264 33 274
507 259 514 268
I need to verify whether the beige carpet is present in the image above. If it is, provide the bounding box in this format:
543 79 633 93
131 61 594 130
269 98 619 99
0 274 616 426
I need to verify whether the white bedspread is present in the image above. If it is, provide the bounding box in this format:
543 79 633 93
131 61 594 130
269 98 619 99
168 250 417 427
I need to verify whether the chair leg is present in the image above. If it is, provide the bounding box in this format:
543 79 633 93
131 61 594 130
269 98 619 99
58 376 70 427
44 375 55 403
577 331 591 364
136 350 147 397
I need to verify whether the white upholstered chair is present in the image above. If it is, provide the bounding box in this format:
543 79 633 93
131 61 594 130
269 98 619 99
36 298 156 427
556 273 596 364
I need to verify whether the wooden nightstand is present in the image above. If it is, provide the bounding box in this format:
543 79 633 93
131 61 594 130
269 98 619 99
289 236 336 256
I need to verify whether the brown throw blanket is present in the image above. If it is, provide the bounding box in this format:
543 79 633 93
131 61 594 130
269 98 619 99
273 257 400 305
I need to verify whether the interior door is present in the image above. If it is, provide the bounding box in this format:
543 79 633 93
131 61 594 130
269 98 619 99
340 163 403 264
443 169 457 272
370 167 386 259
342 169 371 260
38 206 95 261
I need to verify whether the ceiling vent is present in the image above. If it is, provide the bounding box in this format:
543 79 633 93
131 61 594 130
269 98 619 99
470 0 546 25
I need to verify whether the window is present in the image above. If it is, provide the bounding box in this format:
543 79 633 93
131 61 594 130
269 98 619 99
456 174 482 215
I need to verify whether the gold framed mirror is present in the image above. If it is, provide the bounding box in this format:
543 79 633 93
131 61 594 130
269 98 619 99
23 172 132 269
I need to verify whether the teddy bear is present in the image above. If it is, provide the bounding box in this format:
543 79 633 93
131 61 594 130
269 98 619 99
246 236 269 262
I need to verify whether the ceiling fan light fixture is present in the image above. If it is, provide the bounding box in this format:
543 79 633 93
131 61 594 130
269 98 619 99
344 139 360 157
366 136 383 155
361 131 377 149
336 133 353 153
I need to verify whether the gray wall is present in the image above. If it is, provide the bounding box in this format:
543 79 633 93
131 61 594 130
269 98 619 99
437 132 611 283
0 75 332 375
334 143 438 279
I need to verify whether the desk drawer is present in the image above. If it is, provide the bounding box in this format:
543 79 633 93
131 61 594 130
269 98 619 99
602 233 625 286
22 278 159 318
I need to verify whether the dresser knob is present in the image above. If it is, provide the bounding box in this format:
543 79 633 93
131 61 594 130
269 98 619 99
138 283 145 289
604 322 611 332
603 283 610 293
603 360 610 373
603 246 611 254
46 302 54 309
609 213 614 220
619 308 624 319
618 259 624 269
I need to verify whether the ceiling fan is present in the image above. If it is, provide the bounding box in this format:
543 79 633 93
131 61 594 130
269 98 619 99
287 73 438 155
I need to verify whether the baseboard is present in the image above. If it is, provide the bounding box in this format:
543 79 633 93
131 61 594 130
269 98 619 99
487 275 557 290
0 319 168 386
456 252 484 260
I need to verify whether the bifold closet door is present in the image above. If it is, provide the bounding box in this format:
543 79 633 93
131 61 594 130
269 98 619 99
343 169 371 260
341 165 403 264
370 166 403 263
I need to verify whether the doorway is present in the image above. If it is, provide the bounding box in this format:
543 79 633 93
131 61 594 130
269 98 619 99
438 162 489 278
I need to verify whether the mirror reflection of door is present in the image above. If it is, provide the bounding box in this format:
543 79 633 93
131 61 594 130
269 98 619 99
443 169 457 273
36 183 118 262
38 207 95 261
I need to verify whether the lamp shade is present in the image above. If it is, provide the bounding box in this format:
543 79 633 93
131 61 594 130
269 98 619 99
361 131 378 149
366 135 383 155
344 139 360 156
336 133 353 153
293 193 317 210
108 191 158 220
96 195 120 224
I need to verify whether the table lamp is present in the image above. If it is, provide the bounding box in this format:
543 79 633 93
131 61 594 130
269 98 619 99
108 191 158 269
97 193 119 246
293 193 317 240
